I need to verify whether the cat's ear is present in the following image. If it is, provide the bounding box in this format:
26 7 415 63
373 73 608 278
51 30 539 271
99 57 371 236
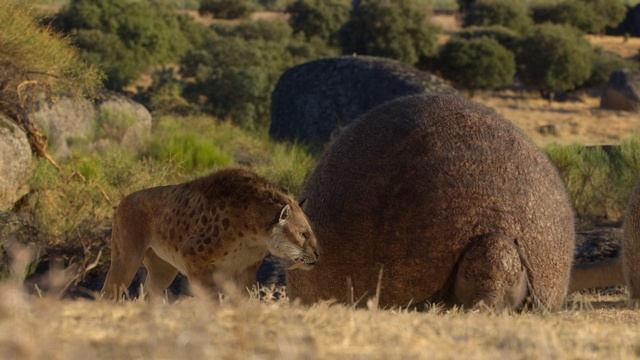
278 204 291 225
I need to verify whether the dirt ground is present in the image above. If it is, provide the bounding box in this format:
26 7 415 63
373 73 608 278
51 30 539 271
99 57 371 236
473 91 640 147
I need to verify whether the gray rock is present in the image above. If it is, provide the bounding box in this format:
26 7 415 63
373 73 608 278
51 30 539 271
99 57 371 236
94 91 152 153
600 69 640 111
269 56 456 149
0 115 32 211
29 96 96 158
28 91 152 158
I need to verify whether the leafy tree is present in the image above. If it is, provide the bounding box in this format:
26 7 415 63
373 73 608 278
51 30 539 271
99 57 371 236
134 68 196 115
464 0 533 33
259 0 295 11
532 0 626 34
55 0 191 90
455 25 522 52
199 0 257 19
181 21 336 128
439 37 515 93
586 49 637 87
339 0 439 65
286 0 350 46
518 24 594 98
458 0 475 12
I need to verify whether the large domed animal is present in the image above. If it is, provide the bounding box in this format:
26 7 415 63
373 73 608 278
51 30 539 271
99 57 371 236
288 94 575 310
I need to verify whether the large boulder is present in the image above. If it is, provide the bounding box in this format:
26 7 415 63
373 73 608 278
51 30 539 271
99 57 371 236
269 56 456 149
94 91 153 153
288 94 575 310
28 96 96 158
0 115 32 211
600 70 640 111
28 91 152 158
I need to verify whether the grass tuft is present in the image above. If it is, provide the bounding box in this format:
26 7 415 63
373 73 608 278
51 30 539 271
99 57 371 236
545 136 640 222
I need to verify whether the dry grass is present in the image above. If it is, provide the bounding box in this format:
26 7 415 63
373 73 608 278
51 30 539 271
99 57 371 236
0 283 638 359
431 13 461 35
587 35 640 60
473 91 640 147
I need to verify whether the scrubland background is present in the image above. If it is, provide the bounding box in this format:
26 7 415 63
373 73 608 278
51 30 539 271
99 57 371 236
1 0 640 358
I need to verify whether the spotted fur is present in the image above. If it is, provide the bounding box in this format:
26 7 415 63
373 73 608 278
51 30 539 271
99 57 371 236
101 168 318 300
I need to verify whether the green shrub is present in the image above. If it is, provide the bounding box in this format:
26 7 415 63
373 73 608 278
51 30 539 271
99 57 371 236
458 0 475 11
546 138 640 221
455 25 522 52
286 0 350 46
146 116 315 193
0 1 101 119
439 37 515 92
180 20 336 128
259 0 293 10
147 125 234 173
463 0 533 33
256 140 315 195
586 49 637 88
339 0 439 65
199 0 257 19
532 0 627 34
55 0 192 90
518 24 593 97
135 69 196 116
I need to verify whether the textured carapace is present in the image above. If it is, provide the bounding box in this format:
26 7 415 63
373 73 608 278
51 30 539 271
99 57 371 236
623 179 640 301
288 94 575 310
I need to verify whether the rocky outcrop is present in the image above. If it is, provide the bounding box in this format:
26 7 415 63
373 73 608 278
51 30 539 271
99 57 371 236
28 91 152 158
0 115 32 211
28 96 96 158
600 70 640 112
269 56 456 149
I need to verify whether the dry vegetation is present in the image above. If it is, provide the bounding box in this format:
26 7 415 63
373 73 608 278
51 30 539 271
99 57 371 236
474 91 640 147
3 5 640 359
587 35 640 59
0 283 638 359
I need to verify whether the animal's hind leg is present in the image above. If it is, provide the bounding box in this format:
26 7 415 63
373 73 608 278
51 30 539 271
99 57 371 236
452 233 528 310
101 212 149 301
102 240 146 301
143 249 178 301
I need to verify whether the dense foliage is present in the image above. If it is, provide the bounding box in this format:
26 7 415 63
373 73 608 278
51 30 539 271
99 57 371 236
463 0 532 33
532 0 627 34
586 50 637 88
439 37 515 92
339 0 439 65
199 0 257 19
180 21 336 128
518 24 594 97
55 0 192 90
455 25 522 52
286 0 350 46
